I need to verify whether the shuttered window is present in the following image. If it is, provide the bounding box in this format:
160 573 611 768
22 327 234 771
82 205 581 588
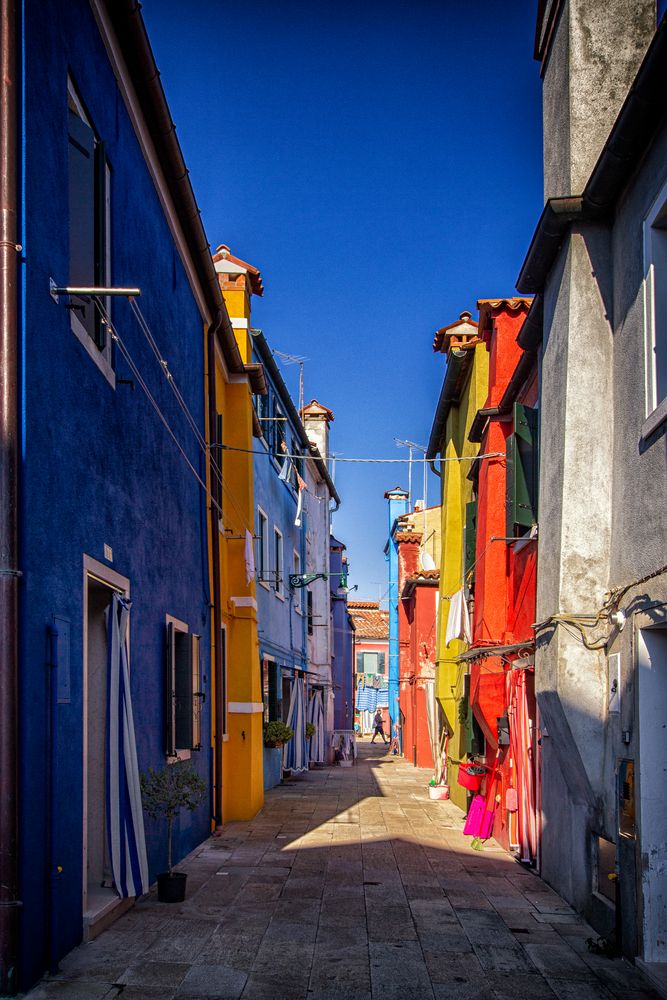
378 651 386 675
464 499 477 583
67 80 110 355
307 591 314 636
166 622 203 756
506 403 539 537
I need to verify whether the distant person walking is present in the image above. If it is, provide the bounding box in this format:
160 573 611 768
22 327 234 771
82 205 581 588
371 709 388 744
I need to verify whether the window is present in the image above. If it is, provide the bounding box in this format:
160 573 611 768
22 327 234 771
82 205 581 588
307 590 314 636
506 402 538 537
256 508 269 586
165 617 202 758
274 528 284 597
211 413 223 528
464 499 477 583
67 78 112 376
355 651 385 674
293 550 302 612
273 398 286 461
254 391 270 441
644 178 667 420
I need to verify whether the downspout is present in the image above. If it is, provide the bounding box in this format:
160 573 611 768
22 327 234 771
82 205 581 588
207 313 224 831
46 625 61 976
0 0 20 992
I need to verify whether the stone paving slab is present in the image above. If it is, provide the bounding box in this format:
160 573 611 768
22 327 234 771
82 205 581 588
25 740 658 1000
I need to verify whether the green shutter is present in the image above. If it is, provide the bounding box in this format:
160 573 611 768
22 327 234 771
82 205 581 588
174 630 194 750
464 499 478 582
506 403 538 536
356 652 364 673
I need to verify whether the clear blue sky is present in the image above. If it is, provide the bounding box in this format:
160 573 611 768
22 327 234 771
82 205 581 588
143 1 543 600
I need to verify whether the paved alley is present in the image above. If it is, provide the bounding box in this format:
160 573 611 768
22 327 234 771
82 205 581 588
28 742 658 1000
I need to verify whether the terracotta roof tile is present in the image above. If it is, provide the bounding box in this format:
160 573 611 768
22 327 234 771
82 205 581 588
348 602 389 639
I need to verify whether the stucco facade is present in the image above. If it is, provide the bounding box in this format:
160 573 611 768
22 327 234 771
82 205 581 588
426 312 489 811
518 2 667 963
8 1 259 989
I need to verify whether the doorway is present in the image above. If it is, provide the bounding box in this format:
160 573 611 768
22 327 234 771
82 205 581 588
82 557 129 926
638 624 667 964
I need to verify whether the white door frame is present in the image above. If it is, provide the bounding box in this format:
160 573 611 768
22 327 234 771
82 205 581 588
82 555 130 915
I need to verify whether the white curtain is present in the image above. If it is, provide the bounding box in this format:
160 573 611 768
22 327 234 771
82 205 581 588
106 594 149 897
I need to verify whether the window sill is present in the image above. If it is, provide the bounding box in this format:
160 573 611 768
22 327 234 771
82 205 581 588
71 314 115 388
168 749 191 764
274 591 285 602
641 397 667 443
258 579 271 591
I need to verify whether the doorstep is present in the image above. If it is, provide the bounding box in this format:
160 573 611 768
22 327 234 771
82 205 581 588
83 886 134 941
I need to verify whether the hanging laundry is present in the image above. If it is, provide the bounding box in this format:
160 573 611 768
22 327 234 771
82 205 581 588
445 587 472 646
294 485 304 527
278 440 291 481
244 528 255 584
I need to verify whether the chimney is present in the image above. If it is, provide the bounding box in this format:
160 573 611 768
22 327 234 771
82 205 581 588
301 399 334 461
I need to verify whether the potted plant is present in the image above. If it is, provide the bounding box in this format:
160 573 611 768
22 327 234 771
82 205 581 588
140 762 206 903
305 722 316 741
263 720 293 748
263 721 293 790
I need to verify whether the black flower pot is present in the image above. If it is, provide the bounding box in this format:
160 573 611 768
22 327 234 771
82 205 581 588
157 871 187 903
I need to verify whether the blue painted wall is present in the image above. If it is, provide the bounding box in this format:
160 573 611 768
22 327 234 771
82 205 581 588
252 359 307 722
330 538 354 730
18 0 212 987
385 490 409 737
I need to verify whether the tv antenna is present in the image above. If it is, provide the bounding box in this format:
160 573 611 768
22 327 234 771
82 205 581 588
273 348 307 415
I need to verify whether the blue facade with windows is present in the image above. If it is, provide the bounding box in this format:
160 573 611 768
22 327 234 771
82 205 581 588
251 333 308 764
10 0 226 988
384 488 409 738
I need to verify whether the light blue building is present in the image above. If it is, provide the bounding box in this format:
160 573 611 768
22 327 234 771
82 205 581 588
384 488 409 739
251 333 310 781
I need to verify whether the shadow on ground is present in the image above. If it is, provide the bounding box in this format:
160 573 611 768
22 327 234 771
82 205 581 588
26 740 659 1000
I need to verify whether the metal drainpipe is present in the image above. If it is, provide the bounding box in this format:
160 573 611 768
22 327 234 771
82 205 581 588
0 0 20 991
207 313 224 830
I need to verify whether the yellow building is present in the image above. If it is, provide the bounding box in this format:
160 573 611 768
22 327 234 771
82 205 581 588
426 311 488 810
207 245 267 822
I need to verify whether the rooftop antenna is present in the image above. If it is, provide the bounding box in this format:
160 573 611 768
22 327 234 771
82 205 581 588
273 348 307 416
395 437 428 538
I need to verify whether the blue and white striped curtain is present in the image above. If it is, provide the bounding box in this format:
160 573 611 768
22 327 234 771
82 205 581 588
283 676 308 772
307 689 325 764
106 594 149 897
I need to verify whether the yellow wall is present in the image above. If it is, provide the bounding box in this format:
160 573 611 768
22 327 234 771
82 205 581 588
435 341 488 810
206 280 264 823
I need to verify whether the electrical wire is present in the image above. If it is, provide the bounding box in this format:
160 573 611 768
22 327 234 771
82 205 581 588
221 444 505 464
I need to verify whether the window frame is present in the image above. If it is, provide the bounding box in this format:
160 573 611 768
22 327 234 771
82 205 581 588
256 507 270 589
643 176 667 433
165 614 203 762
274 527 284 599
293 550 302 613
67 76 114 387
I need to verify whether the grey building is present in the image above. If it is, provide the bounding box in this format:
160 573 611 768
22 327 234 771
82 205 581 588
517 1 667 975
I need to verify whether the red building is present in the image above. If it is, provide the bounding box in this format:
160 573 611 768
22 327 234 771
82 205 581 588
395 507 441 770
464 298 540 864
349 602 389 735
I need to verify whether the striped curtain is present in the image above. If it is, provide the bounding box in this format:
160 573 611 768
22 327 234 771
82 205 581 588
283 676 308 772
307 689 325 764
106 594 149 897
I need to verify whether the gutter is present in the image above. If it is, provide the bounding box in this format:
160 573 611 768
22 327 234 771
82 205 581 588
517 15 667 300
207 313 225 830
426 348 472 460
468 407 500 445
0 0 20 989
103 1 252 381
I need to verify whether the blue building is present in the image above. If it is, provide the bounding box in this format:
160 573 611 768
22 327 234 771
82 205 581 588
251 332 310 780
330 537 355 731
384 488 409 739
0 1 258 990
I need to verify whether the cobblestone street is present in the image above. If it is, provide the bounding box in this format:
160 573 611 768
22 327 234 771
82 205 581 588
27 741 658 1000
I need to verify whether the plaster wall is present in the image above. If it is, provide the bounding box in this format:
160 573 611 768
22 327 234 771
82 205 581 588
304 460 333 741
542 0 655 199
19 0 214 984
535 113 667 948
